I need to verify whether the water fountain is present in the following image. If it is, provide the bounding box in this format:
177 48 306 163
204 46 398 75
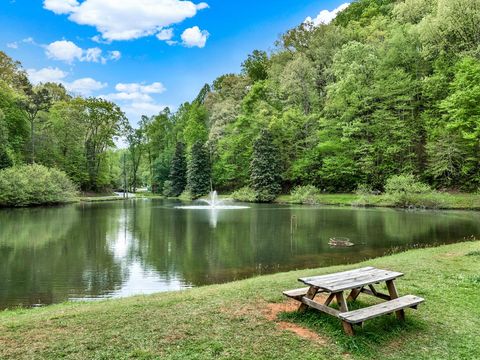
175 191 250 210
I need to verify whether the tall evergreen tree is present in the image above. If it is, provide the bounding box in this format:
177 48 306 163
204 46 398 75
250 129 282 202
187 141 211 199
169 142 187 196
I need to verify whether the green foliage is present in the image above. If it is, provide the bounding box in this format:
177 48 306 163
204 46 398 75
241 50 270 82
290 185 321 204
162 180 174 197
169 142 188 197
384 174 446 208
250 129 282 202
187 141 211 199
0 164 77 207
231 187 257 202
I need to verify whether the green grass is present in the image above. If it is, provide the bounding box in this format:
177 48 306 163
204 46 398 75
1 242 480 359
276 193 480 210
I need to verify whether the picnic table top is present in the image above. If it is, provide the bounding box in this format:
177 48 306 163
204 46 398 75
298 266 404 293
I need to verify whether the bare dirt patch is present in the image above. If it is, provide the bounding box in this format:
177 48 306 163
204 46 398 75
264 299 328 345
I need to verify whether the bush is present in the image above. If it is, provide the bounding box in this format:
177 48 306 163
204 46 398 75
0 164 78 207
290 185 320 204
179 190 193 201
231 187 257 202
384 174 443 208
385 174 431 195
162 180 174 197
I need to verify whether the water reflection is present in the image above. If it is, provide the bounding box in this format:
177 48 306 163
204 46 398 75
0 200 479 309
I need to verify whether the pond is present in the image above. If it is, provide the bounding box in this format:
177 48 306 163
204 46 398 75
0 199 479 309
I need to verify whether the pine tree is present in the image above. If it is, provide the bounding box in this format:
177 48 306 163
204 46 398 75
187 141 211 198
250 129 282 202
169 142 187 196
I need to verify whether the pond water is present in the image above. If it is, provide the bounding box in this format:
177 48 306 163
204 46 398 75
0 199 479 309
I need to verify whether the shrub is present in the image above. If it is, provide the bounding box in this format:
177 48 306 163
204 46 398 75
162 180 174 197
385 174 431 195
0 164 78 207
290 185 320 204
384 174 445 208
231 187 257 202
179 190 193 201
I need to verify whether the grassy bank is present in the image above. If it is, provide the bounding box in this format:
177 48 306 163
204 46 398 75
276 192 480 210
1 242 479 359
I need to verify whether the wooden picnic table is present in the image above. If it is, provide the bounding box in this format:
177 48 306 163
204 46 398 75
283 266 424 335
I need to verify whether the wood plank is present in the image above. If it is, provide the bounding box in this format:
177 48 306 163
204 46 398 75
347 287 363 301
305 270 404 292
386 280 405 321
299 267 376 284
339 295 424 324
361 287 391 301
298 286 318 313
300 297 341 317
336 292 354 336
283 287 311 300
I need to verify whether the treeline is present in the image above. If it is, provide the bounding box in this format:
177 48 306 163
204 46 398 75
0 52 129 193
143 0 480 200
2 0 479 203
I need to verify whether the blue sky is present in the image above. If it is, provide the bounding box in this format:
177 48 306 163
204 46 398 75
0 0 348 123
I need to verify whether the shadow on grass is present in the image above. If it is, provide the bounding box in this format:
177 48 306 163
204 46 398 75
278 300 427 358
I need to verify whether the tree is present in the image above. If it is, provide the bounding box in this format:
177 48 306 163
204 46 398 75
241 50 270 82
250 129 282 202
81 98 128 191
126 125 145 192
20 85 52 163
169 142 187 196
0 110 13 169
187 141 211 198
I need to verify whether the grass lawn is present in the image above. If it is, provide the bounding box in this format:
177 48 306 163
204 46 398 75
277 193 480 210
1 241 479 359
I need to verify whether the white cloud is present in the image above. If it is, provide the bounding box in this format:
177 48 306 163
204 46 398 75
109 50 121 61
66 78 107 96
27 67 106 96
7 42 18 49
84 47 103 63
43 0 210 42
27 67 68 84
115 82 166 94
43 0 79 14
181 26 209 48
305 3 350 26
45 40 83 63
45 40 120 64
124 102 168 119
156 28 174 41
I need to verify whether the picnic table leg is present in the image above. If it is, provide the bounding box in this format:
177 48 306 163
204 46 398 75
347 287 363 302
336 292 354 336
386 280 405 321
298 286 318 313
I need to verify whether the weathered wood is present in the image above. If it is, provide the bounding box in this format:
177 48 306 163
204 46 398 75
298 286 318 312
303 269 404 293
361 287 391 301
299 267 375 284
386 280 405 321
283 287 311 300
300 297 341 317
347 287 363 301
339 295 424 324
336 292 354 336
324 293 336 306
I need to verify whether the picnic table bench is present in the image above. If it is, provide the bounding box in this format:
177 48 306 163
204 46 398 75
283 266 424 335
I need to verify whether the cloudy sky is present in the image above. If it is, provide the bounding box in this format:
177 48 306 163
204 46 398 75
0 0 348 123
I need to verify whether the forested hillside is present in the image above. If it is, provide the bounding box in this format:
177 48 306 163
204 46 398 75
147 0 480 199
1 0 479 202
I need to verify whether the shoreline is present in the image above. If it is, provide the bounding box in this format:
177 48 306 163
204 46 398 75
1 241 479 359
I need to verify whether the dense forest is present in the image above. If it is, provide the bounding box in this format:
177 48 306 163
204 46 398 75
1 0 479 203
